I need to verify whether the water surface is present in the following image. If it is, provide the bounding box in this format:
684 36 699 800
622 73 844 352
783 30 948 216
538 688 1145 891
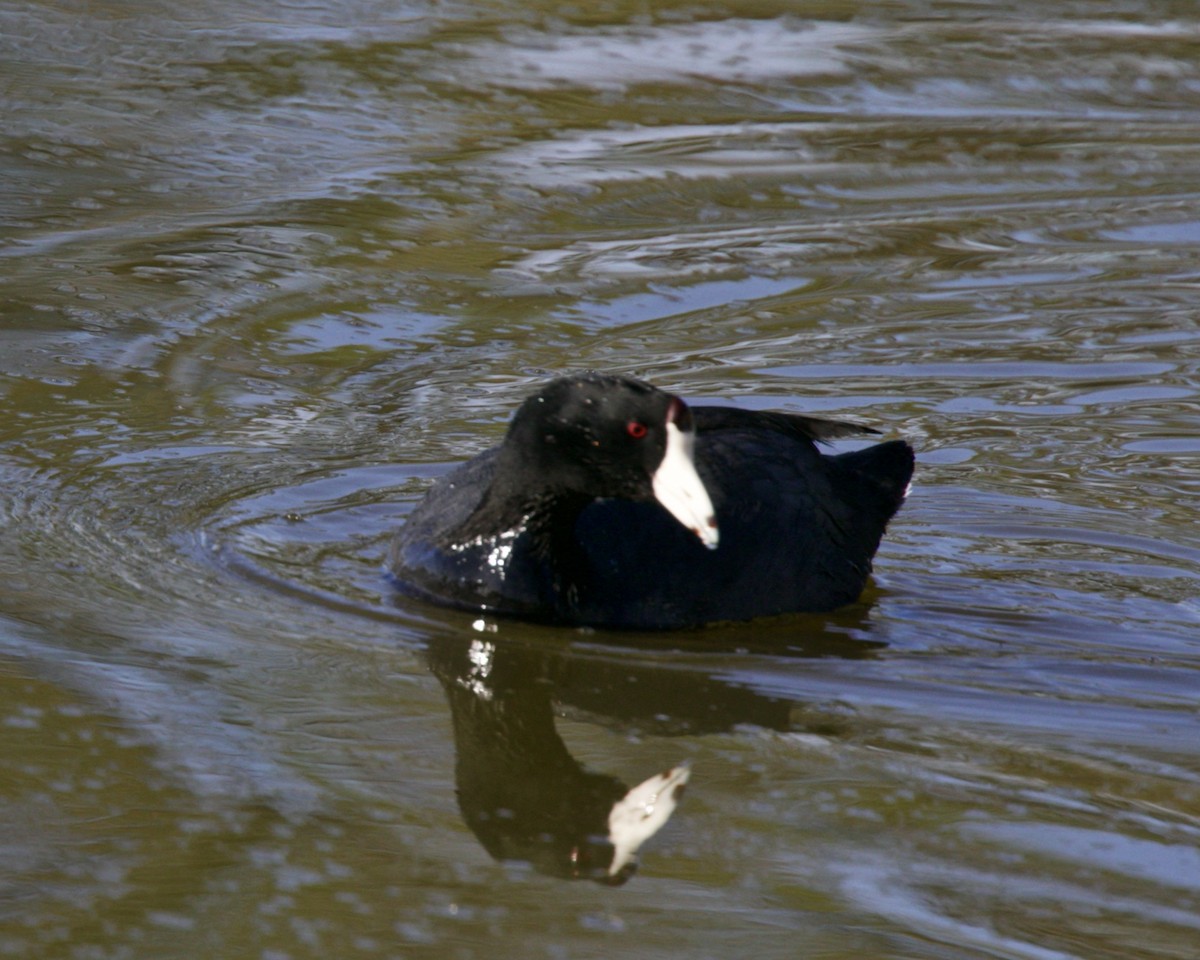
2 1 1199 957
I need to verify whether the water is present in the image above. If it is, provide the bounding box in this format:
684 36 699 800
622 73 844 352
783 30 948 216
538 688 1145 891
2 1 1199 957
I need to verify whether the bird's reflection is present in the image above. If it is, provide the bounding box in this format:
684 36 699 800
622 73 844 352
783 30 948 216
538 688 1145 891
425 611 883 883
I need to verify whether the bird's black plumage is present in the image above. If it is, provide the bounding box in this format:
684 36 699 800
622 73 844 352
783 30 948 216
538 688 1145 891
389 373 913 629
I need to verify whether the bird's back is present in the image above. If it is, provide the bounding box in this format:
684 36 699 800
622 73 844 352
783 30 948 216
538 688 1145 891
390 407 914 629
568 412 914 628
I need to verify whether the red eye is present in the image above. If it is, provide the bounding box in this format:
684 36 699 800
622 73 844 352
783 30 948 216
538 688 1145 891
626 420 648 439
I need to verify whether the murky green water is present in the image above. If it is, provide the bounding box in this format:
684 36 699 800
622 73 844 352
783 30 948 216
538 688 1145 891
3 1 1199 956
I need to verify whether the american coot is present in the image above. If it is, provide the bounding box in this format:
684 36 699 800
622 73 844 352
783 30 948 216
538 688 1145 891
390 373 914 629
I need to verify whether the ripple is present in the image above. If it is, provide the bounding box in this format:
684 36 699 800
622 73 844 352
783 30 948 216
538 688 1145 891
437 19 876 91
763 360 1178 381
1123 437 1200 454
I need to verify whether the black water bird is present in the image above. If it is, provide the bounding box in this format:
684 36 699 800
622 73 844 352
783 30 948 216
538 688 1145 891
390 373 913 629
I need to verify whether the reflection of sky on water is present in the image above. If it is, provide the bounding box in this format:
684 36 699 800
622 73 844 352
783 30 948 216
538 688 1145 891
438 20 875 90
